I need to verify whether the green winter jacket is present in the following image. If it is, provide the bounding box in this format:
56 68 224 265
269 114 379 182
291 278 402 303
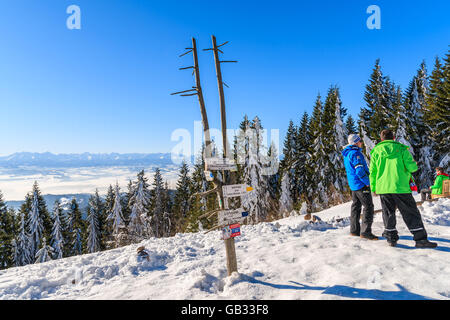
369 140 418 194
431 174 449 195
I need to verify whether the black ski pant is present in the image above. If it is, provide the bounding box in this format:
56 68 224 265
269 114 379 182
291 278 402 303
380 193 427 242
350 186 374 236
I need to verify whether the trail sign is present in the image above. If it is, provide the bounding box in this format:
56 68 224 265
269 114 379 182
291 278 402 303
218 208 249 225
222 223 241 240
222 184 254 198
205 157 237 171
175 36 240 276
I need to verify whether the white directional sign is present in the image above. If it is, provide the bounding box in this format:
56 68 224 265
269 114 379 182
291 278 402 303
218 208 249 225
205 157 237 171
222 184 254 198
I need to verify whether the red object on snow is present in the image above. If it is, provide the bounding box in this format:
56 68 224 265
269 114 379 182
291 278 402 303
410 177 418 192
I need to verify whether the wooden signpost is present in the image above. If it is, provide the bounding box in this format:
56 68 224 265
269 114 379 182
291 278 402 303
173 35 242 276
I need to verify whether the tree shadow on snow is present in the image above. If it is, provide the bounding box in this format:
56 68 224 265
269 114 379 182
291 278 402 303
240 274 314 291
239 274 434 300
287 281 433 300
317 283 434 300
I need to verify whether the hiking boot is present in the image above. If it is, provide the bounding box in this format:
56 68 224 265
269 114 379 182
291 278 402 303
360 233 379 240
415 239 438 248
350 232 360 237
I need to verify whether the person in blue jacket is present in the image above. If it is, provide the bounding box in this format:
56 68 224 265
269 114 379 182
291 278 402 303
342 134 378 240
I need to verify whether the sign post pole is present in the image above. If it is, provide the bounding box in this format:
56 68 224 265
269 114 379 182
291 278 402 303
174 35 239 277
211 35 238 276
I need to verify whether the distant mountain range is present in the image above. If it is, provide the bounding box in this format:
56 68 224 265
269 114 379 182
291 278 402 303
0 152 182 168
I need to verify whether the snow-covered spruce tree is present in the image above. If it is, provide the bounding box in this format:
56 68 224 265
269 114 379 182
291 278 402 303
86 207 99 253
317 87 349 206
72 228 83 255
15 211 31 266
281 120 297 169
122 180 133 223
394 84 411 147
234 115 251 184
103 184 115 248
294 112 311 209
172 161 192 233
162 181 173 218
279 120 297 214
160 181 174 236
104 184 115 217
345 115 357 134
128 170 151 241
35 237 54 264
107 183 125 246
424 52 450 172
185 154 208 233
21 182 52 261
279 170 293 218
88 189 106 251
86 190 104 253
424 57 444 126
266 141 280 214
360 60 384 142
11 239 18 269
150 168 166 237
27 185 44 259
358 118 376 162
242 116 271 224
0 192 15 269
0 191 16 270
437 51 450 171
404 68 427 154
359 60 396 157
68 198 84 256
383 76 400 129
401 62 436 187
161 211 172 237
50 201 65 259
279 120 297 217
306 94 330 211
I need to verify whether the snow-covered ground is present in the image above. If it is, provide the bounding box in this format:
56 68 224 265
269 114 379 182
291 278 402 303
1 197 449 300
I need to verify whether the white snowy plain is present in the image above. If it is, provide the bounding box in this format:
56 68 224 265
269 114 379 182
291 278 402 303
0 196 449 300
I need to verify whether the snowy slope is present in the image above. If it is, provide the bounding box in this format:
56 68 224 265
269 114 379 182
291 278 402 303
0 197 449 300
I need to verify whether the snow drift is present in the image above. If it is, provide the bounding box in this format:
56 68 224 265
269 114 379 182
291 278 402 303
0 197 449 300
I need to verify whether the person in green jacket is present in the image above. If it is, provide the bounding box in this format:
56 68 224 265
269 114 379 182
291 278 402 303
420 167 449 201
369 129 437 248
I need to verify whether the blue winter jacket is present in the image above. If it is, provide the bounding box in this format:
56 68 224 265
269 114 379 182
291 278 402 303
342 145 370 191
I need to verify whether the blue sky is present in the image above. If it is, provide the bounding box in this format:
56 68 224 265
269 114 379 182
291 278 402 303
0 0 448 156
